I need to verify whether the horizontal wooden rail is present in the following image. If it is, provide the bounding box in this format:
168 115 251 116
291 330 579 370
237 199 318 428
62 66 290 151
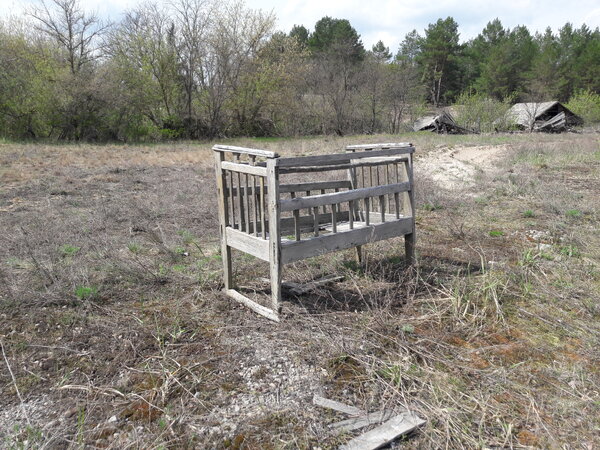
281 218 413 264
276 147 414 168
280 211 350 234
346 142 412 151
280 182 410 212
213 144 278 159
221 161 268 177
279 180 351 193
279 158 409 174
225 228 270 261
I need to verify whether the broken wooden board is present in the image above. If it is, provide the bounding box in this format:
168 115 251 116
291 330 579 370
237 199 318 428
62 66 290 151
339 412 426 450
331 410 395 432
259 275 344 296
312 395 365 417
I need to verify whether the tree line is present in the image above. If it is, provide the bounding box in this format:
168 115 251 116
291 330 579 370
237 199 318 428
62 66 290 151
1 0 599 141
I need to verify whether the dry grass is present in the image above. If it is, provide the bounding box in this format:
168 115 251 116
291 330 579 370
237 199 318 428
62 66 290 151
1 132 599 448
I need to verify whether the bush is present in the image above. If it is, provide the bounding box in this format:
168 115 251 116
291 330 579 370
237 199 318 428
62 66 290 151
566 89 600 124
453 92 515 133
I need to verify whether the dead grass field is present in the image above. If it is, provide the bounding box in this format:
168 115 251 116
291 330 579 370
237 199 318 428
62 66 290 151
1 132 599 449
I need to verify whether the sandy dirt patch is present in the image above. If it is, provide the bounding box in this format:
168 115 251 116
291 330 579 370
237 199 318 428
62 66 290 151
417 144 510 189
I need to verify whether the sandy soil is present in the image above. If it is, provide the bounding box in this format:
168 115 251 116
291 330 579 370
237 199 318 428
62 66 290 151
416 144 510 189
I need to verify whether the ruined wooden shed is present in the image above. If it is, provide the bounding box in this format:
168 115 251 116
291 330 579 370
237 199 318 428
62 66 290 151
413 111 473 134
506 101 583 132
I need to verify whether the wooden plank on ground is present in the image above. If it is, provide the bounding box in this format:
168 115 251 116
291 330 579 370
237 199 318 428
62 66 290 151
225 289 279 322
331 410 395 432
313 395 365 417
345 143 412 151
340 412 426 450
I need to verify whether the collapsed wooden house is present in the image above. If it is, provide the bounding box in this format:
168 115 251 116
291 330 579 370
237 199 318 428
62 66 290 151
413 111 473 134
213 143 416 321
506 101 583 132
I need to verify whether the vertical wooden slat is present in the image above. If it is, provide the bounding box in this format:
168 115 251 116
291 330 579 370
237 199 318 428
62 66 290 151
250 155 258 236
214 151 233 290
379 195 385 222
260 176 266 239
405 154 416 264
347 162 360 222
395 162 401 215
394 192 400 219
229 171 236 229
320 189 326 214
266 159 281 316
402 159 412 218
361 166 365 189
305 190 311 217
386 164 392 211
313 206 319 236
365 198 370 226
349 200 354 229
291 192 300 241
331 202 337 233
234 153 245 232
244 173 250 233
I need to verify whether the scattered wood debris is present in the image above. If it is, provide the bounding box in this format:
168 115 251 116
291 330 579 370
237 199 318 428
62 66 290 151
258 275 344 296
413 111 475 134
313 395 426 449
312 395 365 417
340 412 426 450
331 410 395 432
505 101 583 132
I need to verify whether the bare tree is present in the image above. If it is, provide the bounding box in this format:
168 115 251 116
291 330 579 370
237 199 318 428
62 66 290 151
171 0 214 134
200 0 275 136
28 0 111 74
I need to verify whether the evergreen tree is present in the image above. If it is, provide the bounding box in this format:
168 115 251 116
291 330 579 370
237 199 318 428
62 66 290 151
396 29 422 66
289 24 309 48
418 17 462 106
371 40 391 62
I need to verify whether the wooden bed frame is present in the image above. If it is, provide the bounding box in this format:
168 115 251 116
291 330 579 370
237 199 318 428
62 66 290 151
213 142 415 321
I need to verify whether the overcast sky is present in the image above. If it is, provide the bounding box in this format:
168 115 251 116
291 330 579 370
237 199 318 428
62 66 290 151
2 0 599 52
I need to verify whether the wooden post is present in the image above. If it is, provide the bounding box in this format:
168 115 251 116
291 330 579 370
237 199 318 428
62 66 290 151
404 153 416 265
347 150 362 263
267 159 282 316
214 150 233 290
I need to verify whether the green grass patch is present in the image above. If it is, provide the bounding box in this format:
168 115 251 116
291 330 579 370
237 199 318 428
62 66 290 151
74 285 98 300
565 209 582 218
59 244 80 257
523 209 535 218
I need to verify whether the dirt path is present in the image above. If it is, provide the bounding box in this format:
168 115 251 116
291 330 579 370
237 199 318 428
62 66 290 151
416 144 511 189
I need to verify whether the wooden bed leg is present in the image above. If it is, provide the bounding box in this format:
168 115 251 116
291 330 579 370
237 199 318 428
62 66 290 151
222 246 233 290
215 150 234 290
356 245 363 264
404 233 415 265
267 159 282 316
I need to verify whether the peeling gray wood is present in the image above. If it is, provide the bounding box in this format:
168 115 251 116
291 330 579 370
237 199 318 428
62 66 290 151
313 395 365 417
340 412 426 450
331 410 395 432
